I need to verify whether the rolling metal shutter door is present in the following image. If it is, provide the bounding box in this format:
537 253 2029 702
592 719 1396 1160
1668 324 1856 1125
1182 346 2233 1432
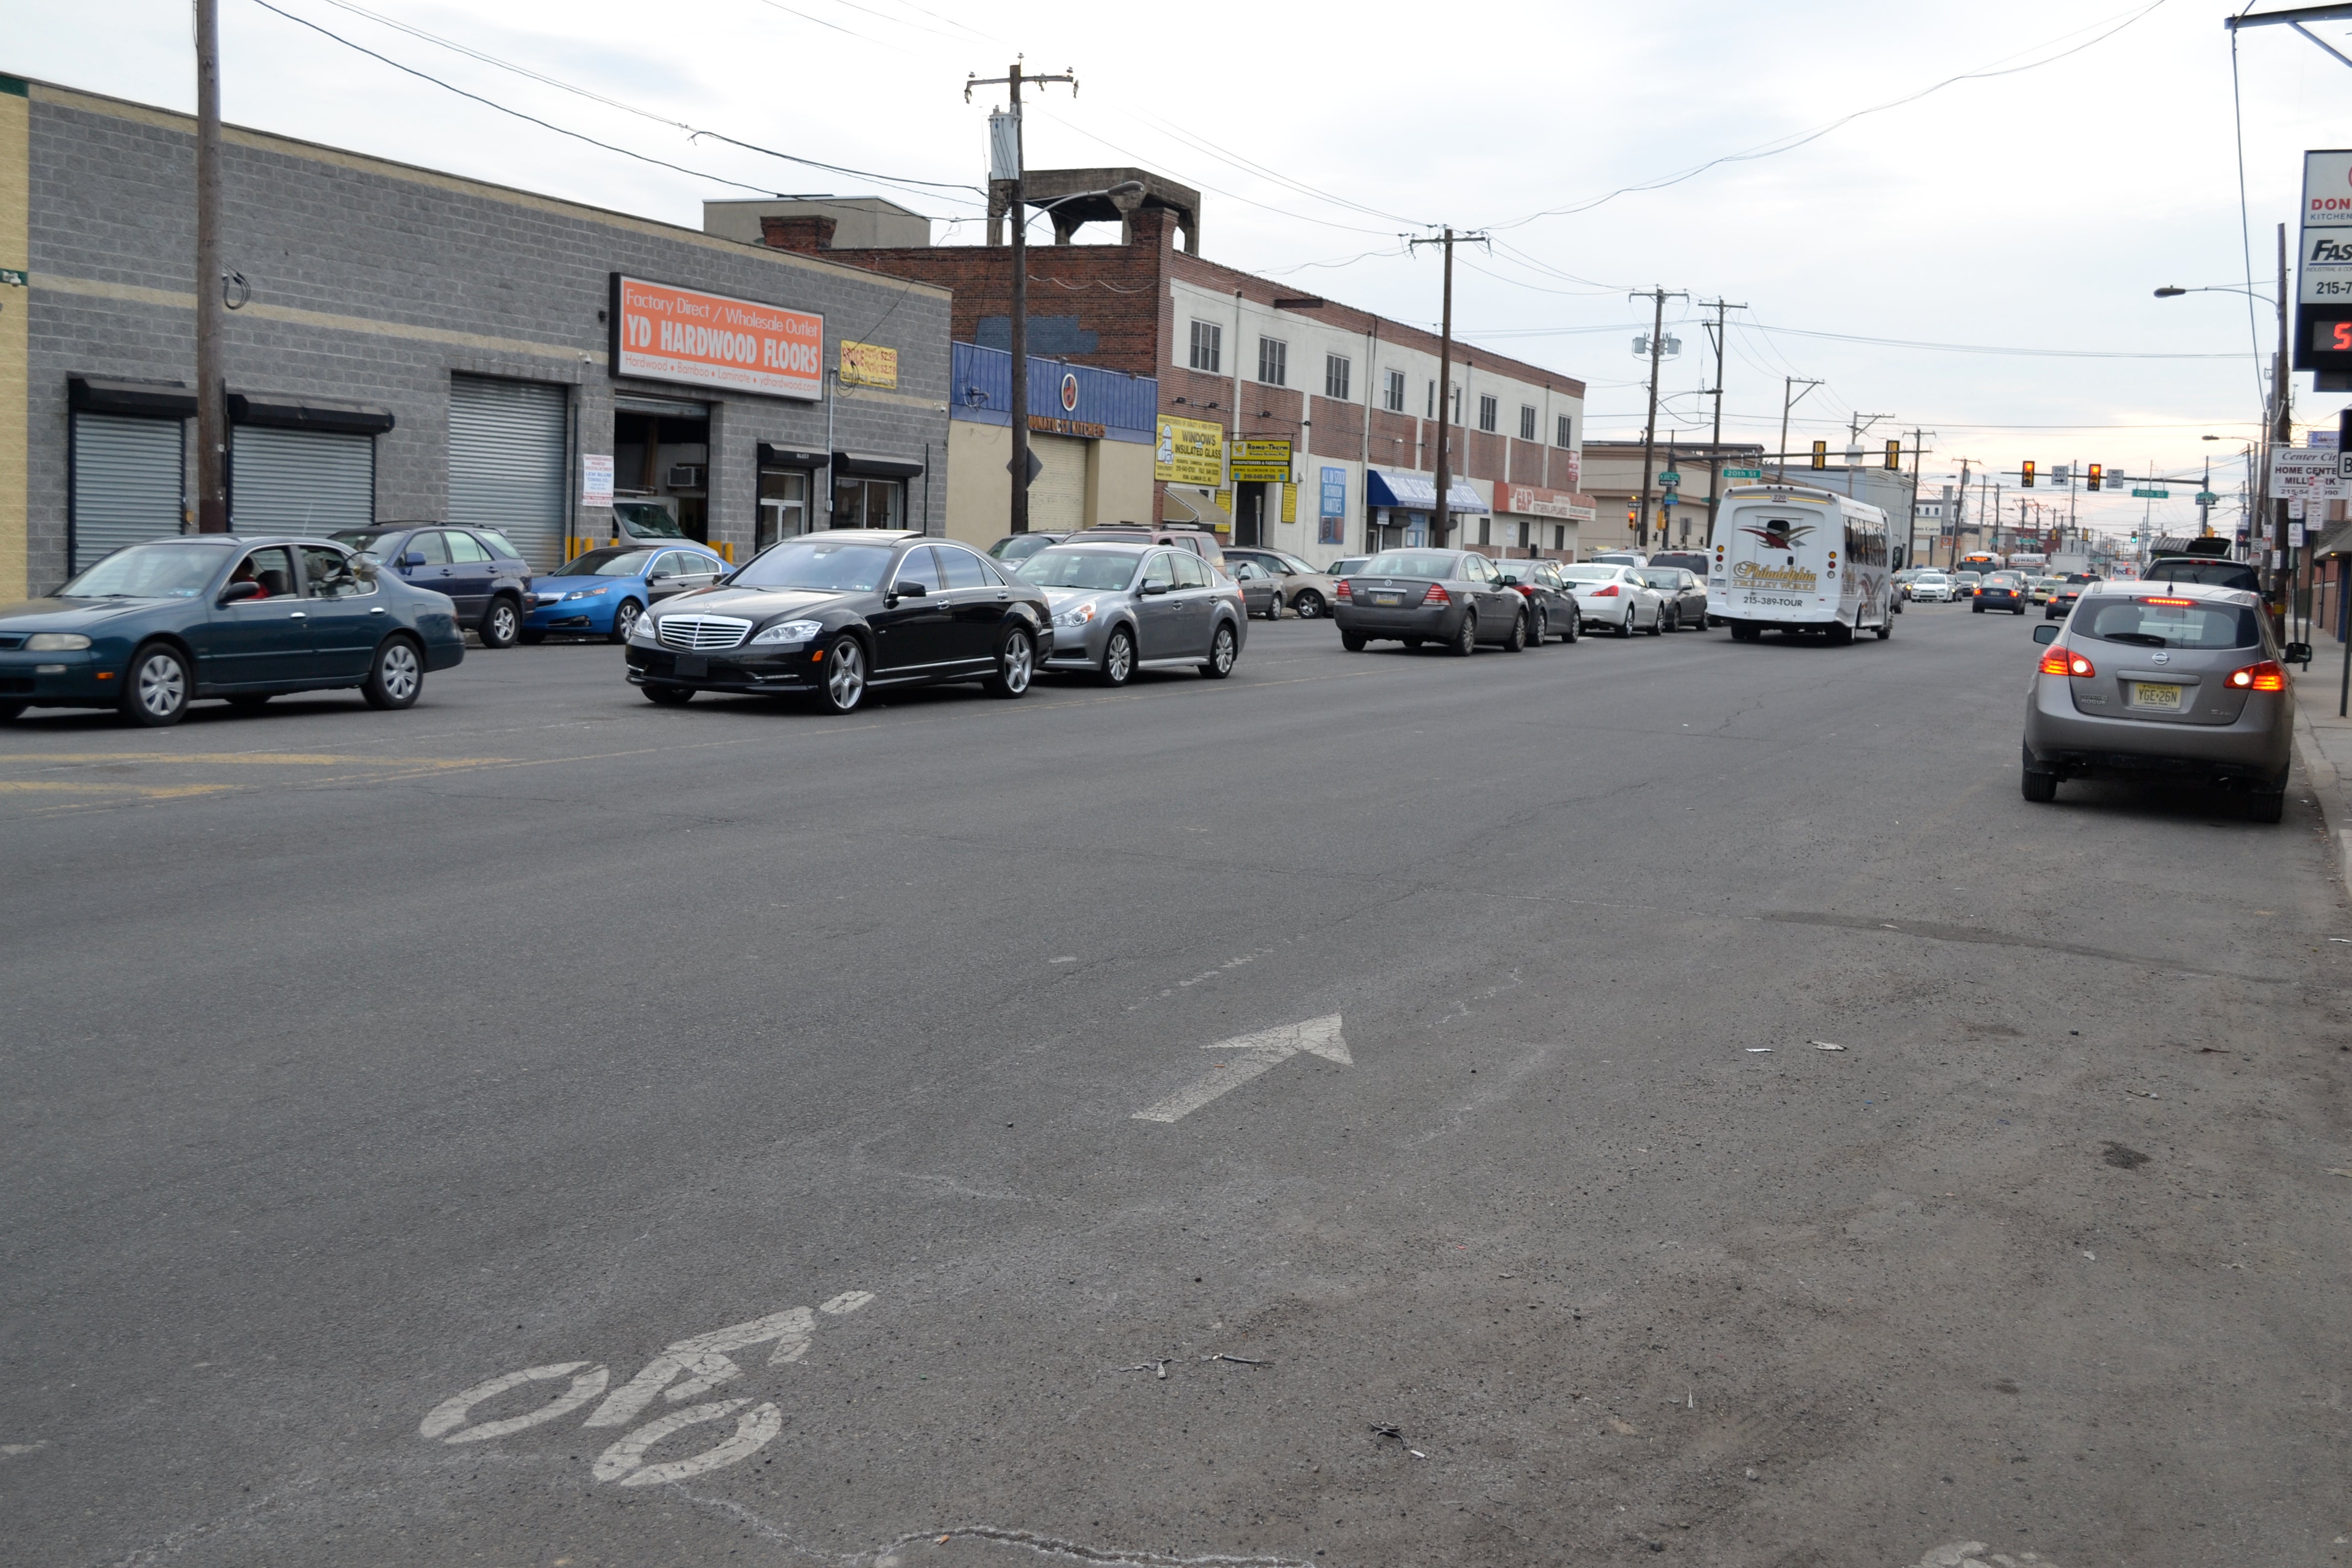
1029 434 1086 531
449 375 567 570
71 414 184 571
230 426 376 534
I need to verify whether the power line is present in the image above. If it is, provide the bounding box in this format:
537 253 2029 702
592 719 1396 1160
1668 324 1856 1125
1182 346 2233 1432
1461 318 2246 360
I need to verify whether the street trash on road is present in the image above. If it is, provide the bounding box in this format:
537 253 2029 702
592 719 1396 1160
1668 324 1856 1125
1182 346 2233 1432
1745 1047 1774 1054
1811 1041 1847 1051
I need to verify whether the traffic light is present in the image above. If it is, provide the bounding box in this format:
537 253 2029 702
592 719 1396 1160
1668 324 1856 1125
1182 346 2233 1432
1811 439 1827 470
2087 463 2102 493
1884 439 1901 471
2021 460 2036 488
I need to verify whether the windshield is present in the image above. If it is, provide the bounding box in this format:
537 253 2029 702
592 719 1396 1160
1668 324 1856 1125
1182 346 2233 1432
59 543 235 599
2076 597 2259 650
1363 551 1459 578
550 548 660 579
729 539 894 593
1016 548 1141 592
1987 573 2025 586
1561 565 1619 583
990 533 1060 562
610 501 684 538
1915 572 1948 582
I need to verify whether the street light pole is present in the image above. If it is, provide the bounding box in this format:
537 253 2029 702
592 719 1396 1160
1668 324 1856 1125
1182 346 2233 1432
193 0 228 532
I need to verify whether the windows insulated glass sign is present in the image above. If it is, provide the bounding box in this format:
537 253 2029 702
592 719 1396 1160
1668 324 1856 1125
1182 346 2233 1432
610 275 825 401
2294 150 2352 375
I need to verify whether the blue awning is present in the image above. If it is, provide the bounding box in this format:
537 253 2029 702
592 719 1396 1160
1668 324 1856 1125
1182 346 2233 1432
1367 468 1486 513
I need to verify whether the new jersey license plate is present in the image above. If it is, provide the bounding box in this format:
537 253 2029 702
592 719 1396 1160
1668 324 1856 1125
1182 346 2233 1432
2130 681 2183 710
1371 593 1403 606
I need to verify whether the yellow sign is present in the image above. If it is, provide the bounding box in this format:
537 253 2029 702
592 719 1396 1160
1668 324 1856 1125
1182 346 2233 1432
1280 483 1297 525
1229 439 1293 483
838 339 898 389
1156 415 1224 486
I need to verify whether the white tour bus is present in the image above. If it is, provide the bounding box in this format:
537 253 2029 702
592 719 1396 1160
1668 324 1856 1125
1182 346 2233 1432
1709 482 1894 644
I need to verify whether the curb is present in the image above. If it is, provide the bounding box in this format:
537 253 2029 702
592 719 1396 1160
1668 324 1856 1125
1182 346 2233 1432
2292 705 2352 896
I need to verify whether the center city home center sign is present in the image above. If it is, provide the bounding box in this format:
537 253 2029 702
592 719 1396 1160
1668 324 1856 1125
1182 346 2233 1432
610 275 824 401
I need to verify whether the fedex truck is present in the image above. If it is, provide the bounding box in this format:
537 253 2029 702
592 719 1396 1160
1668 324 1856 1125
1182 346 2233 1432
1709 482 1894 644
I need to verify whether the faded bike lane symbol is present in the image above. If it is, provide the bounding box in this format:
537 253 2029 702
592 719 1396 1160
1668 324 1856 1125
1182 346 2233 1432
418 1290 875 1486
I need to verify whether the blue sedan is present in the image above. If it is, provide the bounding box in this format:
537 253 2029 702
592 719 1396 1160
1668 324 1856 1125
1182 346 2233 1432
0 535 465 727
522 544 731 644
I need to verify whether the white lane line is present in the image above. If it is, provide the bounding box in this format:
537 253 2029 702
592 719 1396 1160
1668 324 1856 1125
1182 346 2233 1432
1131 1015 1350 1124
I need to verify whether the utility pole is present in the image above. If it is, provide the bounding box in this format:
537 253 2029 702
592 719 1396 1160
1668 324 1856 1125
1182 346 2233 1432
1777 377 1822 482
194 0 228 531
966 59 1076 534
1698 299 1743 549
1407 228 1487 549
1631 286 1687 549
2269 220 2293 620
1904 427 1932 564
1951 457 1971 569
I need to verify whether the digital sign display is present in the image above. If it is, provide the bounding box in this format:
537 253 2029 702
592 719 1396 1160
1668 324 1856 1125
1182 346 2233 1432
2296 304 2352 373
2316 319 2352 354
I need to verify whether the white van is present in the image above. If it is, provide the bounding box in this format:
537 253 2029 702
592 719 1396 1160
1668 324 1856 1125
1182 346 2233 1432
1709 483 1894 644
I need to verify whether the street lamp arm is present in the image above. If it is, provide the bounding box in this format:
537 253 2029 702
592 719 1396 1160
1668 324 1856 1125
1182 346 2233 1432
2153 284 2277 305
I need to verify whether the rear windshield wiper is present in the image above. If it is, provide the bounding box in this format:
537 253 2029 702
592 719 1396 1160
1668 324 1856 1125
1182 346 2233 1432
2102 631 2166 647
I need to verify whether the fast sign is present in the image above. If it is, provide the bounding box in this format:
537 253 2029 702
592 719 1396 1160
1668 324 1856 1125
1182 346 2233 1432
610 275 824 401
2294 151 2352 374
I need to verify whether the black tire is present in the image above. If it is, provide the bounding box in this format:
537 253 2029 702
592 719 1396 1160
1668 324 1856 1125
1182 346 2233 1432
519 628 548 646
1200 621 1238 679
361 636 424 710
1827 621 1855 646
1619 609 1637 639
479 597 520 649
1502 609 1527 652
983 626 1034 698
1292 591 1325 619
1266 594 1284 621
2021 767 2058 803
1401 636 1425 649
2248 788 2286 824
1450 610 1478 656
1099 626 1136 687
225 692 273 711
609 599 645 645
0 702 24 723
1531 606 1548 645
1875 610 1892 641
119 642 191 727
643 683 694 706
1341 630 1368 652
1972 604 1983 615
815 633 867 713
1646 606 1664 636
1560 609 1580 644
1661 606 1680 634
1730 623 1761 643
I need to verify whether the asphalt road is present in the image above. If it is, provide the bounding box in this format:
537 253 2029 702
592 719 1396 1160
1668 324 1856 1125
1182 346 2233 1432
4 601 2348 1568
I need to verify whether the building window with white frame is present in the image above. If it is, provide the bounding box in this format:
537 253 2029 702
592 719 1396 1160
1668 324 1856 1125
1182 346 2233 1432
1258 337 1288 386
1384 370 1405 412
1478 395 1498 434
1519 404 1537 441
1324 354 1350 401
1555 413 1573 448
1189 320 1221 374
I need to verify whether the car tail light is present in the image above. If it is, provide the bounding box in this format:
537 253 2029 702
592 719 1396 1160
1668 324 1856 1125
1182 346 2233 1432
2040 646 2095 678
1590 583 1620 598
2228 659 2285 691
1515 584 1535 596
1334 579 1351 600
2142 596 2193 607
1422 583 1451 605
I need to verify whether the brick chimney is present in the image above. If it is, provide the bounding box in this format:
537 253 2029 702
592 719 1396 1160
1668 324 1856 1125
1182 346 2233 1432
761 214 838 252
1125 205 1171 250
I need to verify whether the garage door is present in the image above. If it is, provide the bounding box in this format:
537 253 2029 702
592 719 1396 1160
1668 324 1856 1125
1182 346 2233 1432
71 413 184 572
1028 434 1087 531
449 375 567 570
230 426 376 534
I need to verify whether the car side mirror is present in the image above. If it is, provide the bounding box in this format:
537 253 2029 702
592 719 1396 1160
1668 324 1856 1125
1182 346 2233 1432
649 573 673 584
1140 581 1172 596
218 580 264 605
398 552 425 569
892 580 927 598
2032 624 2059 646
2284 640 2313 667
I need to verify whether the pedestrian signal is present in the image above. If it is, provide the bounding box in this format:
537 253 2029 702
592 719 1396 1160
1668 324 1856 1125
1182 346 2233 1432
2021 461 2036 488
1811 440 1827 470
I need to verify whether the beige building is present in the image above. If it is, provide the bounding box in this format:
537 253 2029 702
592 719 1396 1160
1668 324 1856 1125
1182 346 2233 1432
939 343 1159 549
1579 440 1765 556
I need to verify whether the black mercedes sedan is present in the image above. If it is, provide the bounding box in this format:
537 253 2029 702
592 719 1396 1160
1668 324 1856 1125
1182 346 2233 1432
624 530 1054 714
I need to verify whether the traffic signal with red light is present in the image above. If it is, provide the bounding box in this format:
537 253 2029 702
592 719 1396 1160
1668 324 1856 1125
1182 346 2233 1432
2021 460 2036 488
1884 439 1901 471
1811 440 1827 470
2086 463 2102 492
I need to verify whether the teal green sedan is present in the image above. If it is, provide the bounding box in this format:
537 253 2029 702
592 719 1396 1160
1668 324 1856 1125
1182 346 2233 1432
0 536 465 727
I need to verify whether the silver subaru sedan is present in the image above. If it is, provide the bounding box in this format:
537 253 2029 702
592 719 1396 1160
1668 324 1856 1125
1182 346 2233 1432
2022 580 2310 821
1016 542 1247 687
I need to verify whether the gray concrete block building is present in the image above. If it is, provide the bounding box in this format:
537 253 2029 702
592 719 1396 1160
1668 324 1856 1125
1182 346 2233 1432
0 74 952 598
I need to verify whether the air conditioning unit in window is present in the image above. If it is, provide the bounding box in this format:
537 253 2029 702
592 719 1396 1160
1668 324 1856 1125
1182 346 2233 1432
667 464 707 489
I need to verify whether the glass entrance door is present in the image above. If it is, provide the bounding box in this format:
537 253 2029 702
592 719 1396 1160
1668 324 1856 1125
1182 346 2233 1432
757 469 810 551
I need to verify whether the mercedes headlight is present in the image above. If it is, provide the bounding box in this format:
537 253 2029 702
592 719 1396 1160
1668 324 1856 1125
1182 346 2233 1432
628 613 663 645
563 585 610 601
749 618 824 646
1051 600 1098 629
24 633 92 651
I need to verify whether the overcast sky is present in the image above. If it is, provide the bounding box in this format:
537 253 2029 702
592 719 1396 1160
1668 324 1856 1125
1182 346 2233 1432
17 0 2352 540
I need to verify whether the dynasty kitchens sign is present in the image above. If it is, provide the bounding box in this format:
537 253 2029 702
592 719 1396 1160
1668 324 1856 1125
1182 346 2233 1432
610 275 824 401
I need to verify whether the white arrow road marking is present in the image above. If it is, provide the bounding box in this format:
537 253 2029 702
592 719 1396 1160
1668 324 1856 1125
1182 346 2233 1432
1131 1014 1350 1123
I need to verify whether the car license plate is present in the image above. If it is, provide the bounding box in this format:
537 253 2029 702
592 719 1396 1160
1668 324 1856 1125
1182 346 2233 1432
2130 681 2182 710
675 654 707 677
1371 593 1403 606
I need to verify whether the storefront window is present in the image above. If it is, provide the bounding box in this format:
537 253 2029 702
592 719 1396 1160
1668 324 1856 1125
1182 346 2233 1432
757 469 810 551
834 477 902 529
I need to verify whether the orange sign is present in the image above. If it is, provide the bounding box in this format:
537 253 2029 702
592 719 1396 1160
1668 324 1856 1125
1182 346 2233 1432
611 275 824 401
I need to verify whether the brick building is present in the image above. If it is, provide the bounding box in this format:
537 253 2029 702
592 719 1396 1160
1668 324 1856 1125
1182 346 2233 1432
0 74 952 598
753 171 1592 566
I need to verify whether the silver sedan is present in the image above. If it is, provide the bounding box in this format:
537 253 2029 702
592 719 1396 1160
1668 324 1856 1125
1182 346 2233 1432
1015 542 1248 685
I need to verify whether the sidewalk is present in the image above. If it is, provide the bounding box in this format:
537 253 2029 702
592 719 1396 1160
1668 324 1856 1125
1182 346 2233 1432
2294 667 2352 895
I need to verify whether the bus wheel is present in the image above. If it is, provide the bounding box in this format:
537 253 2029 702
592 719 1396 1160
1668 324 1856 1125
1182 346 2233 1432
1875 612 1892 641
1827 621 1855 646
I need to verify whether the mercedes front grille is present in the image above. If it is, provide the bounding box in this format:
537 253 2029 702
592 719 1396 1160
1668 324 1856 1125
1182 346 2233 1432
656 615 753 651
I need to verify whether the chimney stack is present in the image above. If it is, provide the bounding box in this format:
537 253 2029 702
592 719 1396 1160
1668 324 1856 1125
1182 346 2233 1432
761 214 838 252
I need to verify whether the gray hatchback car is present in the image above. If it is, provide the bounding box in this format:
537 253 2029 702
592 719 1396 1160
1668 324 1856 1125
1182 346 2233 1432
1016 541 1247 685
2023 580 2310 821
1334 548 1534 654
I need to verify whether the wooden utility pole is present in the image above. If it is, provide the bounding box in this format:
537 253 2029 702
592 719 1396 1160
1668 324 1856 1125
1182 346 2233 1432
1698 299 1743 549
1631 287 1685 549
194 0 228 531
1407 227 1486 548
967 60 1076 534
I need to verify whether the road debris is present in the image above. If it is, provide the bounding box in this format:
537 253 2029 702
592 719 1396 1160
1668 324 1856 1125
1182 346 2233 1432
2102 1143 2151 1169
1810 1041 1846 1051
1203 1353 1268 1365
1745 1047 1774 1054
1373 1422 1426 1456
2325 1168 2352 1179
1118 1359 1171 1379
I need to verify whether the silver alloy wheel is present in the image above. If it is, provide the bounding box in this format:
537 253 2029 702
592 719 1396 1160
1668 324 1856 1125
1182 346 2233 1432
1105 629 1134 684
486 600 518 645
1000 630 1033 693
1294 592 1322 619
1210 625 1237 674
1533 607 1547 642
1268 594 1283 620
826 636 865 710
614 600 642 642
136 649 185 718
379 640 420 702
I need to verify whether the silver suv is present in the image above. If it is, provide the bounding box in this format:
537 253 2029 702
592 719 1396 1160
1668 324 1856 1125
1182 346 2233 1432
2022 580 2311 821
